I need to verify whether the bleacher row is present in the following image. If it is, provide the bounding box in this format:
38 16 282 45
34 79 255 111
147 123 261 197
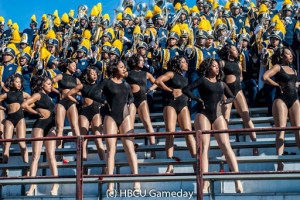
0 106 300 199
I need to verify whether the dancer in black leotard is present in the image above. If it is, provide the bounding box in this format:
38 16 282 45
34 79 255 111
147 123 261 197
183 58 243 193
263 47 300 171
126 54 157 158
0 74 30 176
218 44 258 155
90 59 140 194
52 59 81 155
155 55 196 173
22 76 59 196
67 67 105 172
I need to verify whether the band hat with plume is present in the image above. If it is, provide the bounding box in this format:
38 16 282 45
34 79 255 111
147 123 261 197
238 28 250 42
168 24 181 40
180 23 190 38
102 41 111 53
230 0 241 9
133 25 144 41
153 5 163 20
4 43 19 57
45 30 59 46
214 19 227 38
282 0 293 11
116 12 123 21
190 6 200 19
204 0 213 8
7 19 12 27
11 23 21 44
123 7 133 20
214 18 227 32
258 3 270 21
136 41 148 50
145 10 154 25
224 1 231 10
270 19 286 41
198 19 213 39
101 14 110 27
61 13 70 28
30 15 37 26
0 16 4 25
77 39 91 55
82 29 92 40
53 10 61 27
174 3 182 12
269 14 281 28
89 6 99 22
223 1 231 17
182 5 190 15
96 3 102 16
20 33 29 44
110 39 123 57
102 28 115 41
19 46 32 61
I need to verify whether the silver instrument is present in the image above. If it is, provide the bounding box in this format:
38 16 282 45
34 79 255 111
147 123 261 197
77 5 88 20
136 2 148 33
169 8 184 27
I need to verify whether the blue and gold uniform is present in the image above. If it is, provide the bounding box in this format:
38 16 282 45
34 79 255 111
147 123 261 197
1 44 18 83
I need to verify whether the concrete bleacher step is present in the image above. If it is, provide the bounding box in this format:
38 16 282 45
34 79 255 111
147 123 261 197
1 106 300 199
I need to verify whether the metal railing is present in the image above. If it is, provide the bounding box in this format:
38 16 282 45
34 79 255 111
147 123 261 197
0 126 300 200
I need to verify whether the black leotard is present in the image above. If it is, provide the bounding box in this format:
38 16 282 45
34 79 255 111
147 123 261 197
223 60 241 96
183 77 235 124
58 73 77 110
274 66 298 108
6 90 24 104
164 72 189 114
91 79 134 127
126 70 147 108
33 92 55 136
58 73 77 89
5 90 24 126
80 82 101 122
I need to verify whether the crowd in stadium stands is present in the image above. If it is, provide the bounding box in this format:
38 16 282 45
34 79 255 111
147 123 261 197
0 0 300 195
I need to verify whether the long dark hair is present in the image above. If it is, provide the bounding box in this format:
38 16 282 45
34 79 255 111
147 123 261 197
127 54 143 70
271 46 295 66
58 58 77 73
5 74 24 90
218 44 239 62
81 66 100 84
167 55 188 75
107 58 123 78
31 76 52 94
198 58 223 81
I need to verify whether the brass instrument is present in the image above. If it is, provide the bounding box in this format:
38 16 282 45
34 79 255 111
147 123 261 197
136 2 148 34
77 5 88 21
62 20 75 59
169 8 184 27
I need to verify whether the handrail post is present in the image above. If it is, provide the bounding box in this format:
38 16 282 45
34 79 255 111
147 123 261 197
76 136 84 200
196 130 203 200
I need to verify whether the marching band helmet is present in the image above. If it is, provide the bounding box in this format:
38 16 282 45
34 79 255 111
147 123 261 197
282 0 293 12
3 43 18 58
168 24 181 40
136 41 148 50
0 16 4 25
102 42 112 53
19 46 32 61
270 19 286 41
110 39 123 57
30 15 38 27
